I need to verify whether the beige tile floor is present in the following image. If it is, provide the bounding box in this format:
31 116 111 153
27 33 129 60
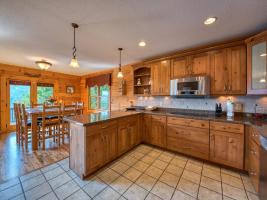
0 144 260 200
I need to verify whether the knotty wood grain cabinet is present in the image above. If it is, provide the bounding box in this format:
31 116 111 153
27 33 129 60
167 117 210 160
151 60 170 95
142 114 152 143
171 53 210 79
210 121 244 169
150 115 166 147
210 46 246 95
118 115 140 155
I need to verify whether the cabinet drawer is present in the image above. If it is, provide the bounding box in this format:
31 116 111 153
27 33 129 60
119 115 138 126
167 117 209 129
167 125 209 144
86 120 117 136
151 115 166 123
210 121 244 133
167 137 209 160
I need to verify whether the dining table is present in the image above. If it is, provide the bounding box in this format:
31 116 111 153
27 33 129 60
26 106 83 150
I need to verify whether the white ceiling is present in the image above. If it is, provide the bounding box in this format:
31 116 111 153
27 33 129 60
0 0 267 76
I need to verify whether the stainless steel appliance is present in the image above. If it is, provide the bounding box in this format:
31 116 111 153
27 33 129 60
170 76 210 96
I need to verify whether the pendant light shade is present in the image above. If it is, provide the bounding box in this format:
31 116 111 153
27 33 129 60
117 48 124 78
36 60 52 70
70 23 79 68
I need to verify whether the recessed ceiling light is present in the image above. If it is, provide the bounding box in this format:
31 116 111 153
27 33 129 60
204 17 217 25
260 53 267 57
139 41 146 47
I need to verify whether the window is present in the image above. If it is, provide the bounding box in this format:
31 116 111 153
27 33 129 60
37 84 54 104
89 85 110 110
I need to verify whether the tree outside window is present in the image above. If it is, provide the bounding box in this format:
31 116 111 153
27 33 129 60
89 85 110 110
37 86 54 104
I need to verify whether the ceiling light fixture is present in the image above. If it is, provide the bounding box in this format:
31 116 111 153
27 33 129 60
117 48 124 78
139 41 146 47
36 60 52 70
260 53 267 57
204 17 217 25
260 78 266 83
70 23 79 68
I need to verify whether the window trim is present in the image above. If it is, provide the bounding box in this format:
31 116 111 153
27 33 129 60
88 84 110 111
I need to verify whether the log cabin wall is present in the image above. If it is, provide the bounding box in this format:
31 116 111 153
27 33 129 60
0 63 81 132
80 65 136 112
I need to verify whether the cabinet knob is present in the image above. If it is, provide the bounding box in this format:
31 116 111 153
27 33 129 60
250 150 256 155
228 138 234 143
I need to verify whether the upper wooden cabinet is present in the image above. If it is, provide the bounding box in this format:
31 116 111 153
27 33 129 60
151 60 171 95
171 53 210 79
246 31 267 95
210 45 246 95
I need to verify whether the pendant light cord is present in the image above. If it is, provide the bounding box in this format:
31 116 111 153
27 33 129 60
73 26 76 58
118 48 123 71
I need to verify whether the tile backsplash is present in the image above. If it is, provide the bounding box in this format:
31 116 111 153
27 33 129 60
135 96 267 113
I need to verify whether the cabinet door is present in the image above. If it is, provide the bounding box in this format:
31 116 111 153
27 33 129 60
160 60 171 95
103 124 117 162
151 115 166 148
87 132 105 172
151 62 161 95
171 57 188 78
210 130 244 169
227 46 246 95
190 53 210 75
143 115 151 143
247 38 267 94
128 118 139 147
118 122 130 155
210 49 228 95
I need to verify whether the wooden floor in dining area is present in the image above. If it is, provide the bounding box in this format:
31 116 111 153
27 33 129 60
0 131 69 183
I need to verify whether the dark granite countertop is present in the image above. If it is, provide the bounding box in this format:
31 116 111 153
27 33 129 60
65 107 267 149
64 111 141 126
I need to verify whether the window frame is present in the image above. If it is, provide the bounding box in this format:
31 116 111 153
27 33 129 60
88 84 110 111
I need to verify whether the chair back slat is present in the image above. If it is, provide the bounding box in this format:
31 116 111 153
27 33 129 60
62 104 76 117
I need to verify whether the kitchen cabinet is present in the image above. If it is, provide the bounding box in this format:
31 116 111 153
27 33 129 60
248 127 260 193
210 122 244 169
171 53 210 79
118 115 139 155
210 45 246 95
151 60 170 95
143 114 152 143
171 57 188 78
246 31 267 95
150 115 166 147
167 117 209 160
86 120 118 173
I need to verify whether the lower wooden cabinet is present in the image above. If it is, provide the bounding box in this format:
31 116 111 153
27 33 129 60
86 120 118 173
248 127 260 193
118 115 140 155
150 115 166 148
166 117 209 160
210 122 244 169
142 114 152 143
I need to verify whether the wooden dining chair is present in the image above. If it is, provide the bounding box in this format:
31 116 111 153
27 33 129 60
39 104 61 150
74 102 84 115
21 104 32 150
61 104 77 143
14 103 21 144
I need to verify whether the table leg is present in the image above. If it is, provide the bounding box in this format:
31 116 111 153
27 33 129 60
32 114 38 150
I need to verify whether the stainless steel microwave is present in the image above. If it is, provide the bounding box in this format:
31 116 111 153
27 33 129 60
170 76 210 96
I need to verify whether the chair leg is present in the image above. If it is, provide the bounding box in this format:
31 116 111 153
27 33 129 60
42 130 45 150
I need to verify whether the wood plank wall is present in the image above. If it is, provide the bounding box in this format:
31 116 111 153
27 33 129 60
80 65 136 112
0 63 81 132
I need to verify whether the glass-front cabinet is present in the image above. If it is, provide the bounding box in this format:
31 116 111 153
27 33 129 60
246 31 267 94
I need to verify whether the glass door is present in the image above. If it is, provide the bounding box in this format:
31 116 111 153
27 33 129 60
9 80 31 126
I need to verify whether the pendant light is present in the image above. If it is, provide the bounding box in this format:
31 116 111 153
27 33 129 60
117 48 124 78
70 23 79 68
36 60 52 70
